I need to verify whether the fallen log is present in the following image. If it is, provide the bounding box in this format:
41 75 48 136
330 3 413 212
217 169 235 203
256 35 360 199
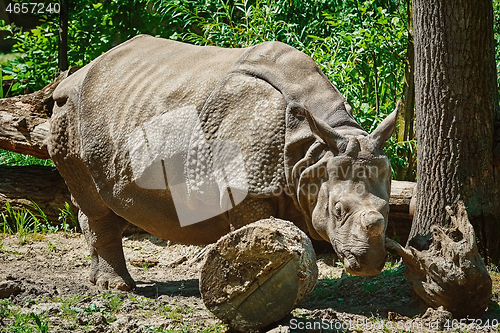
0 67 78 159
386 180 415 245
0 165 74 223
200 217 318 332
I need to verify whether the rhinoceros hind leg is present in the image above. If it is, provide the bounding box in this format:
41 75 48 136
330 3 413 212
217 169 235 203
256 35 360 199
79 211 136 291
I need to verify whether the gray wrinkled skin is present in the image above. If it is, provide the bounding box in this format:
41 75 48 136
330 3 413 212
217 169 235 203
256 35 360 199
48 35 397 290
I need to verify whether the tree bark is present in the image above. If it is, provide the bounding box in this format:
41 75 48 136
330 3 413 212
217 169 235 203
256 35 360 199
58 0 69 71
410 0 500 264
397 0 498 317
0 68 78 159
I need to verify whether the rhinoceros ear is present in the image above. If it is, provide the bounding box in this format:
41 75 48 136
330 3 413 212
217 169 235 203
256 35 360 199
304 107 347 153
369 102 401 149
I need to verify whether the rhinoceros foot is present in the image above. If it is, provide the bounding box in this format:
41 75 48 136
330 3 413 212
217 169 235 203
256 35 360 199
79 211 137 291
88 255 136 291
90 272 136 291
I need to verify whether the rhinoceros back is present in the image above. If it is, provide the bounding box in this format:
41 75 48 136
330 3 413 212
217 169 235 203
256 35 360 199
73 36 245 187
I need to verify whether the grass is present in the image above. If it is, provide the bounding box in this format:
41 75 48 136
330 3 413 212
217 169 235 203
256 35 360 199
46 241 58 253
58 295 88 317
0 200 78 242
311 261 407 301
142 323 227 333
0 149 54 167
102 292 124 313
0 299 50 333
160 303 195 320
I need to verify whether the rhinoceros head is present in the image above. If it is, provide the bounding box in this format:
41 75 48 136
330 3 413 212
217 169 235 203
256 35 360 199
298 108 397 276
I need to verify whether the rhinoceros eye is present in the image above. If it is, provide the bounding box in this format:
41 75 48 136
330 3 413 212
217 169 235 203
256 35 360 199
333 202 343 218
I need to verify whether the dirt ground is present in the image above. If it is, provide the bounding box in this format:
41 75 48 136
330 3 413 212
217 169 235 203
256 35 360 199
1 232 500 332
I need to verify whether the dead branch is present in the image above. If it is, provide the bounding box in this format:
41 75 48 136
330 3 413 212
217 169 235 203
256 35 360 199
0 67 79 159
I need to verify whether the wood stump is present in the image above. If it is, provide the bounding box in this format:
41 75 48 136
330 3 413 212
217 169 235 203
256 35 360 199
386 201 492 317
200 217 318 332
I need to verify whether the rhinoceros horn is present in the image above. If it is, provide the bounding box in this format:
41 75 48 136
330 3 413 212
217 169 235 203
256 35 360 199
304 108 347 153
368 102 401 149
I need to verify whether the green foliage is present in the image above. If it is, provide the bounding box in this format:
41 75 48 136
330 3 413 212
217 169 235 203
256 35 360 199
0 149 54 166
361 280 379 293
101 292 124 313
150 0 323 47
489 301 500 314
311 262 406 300
0 64 3 98
72 302 106 314
31 313 49 333
143 323 227 333
0 21 59 96
0 201 75 238
313 0 407 114
0 1 165 95
58 202 80 234
58 295 88 319
66 0 165 67
0 299 50 333
385 137 417 180
0 299 12 321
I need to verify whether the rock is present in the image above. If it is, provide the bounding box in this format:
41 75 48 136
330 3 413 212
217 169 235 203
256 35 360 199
200 218 318 332
22 303 61 316
420 306 453 330
0 280 23 298
91 312 108 326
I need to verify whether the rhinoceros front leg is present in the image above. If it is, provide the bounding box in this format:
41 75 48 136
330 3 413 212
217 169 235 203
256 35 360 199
79 211 136 291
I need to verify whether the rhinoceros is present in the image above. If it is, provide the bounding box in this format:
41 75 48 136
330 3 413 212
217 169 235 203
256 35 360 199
48 35 396 290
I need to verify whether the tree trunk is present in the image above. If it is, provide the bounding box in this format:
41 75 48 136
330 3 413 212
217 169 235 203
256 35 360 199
58 0 69 71
396 0 497 316
410 0 500 263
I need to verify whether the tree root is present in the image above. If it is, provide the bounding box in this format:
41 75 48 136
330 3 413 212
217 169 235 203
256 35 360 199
386 201 492 317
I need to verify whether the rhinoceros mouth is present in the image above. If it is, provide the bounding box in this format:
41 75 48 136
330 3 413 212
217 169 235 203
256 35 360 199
342 251 360 271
